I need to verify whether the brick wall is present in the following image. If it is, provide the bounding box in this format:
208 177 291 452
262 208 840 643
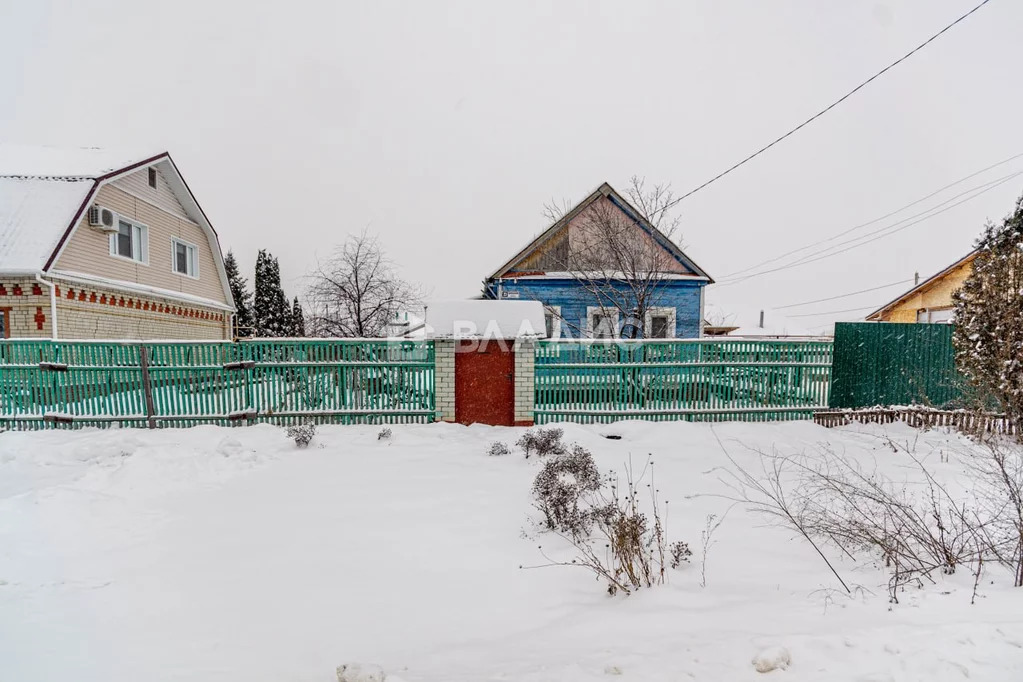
434 339 455 422
513 338 536 425
0 276 230 340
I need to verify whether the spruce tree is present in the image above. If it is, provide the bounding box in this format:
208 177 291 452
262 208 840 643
224 251 254 337
953 195 1023 423
253 250 291 337
291 297 306 337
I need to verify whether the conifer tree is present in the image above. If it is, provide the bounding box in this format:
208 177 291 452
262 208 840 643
291 297 306 337
224 251 254 337
953 195 1023 423
253 250 291 337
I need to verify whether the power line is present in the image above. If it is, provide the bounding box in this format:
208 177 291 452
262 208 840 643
655 0 997 214
716 170 1023 287
720 150 1023 280
788 305 878 318
775 278 914 310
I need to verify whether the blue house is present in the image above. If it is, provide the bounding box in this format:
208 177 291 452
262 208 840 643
483 182 713 339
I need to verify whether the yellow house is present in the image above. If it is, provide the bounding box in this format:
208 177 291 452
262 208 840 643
866 251 977 323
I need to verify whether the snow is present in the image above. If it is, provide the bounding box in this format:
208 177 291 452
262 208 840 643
423 299 547 339
0 143 162 178
752 646 792 673
0 177 92 271
1 420 1022 682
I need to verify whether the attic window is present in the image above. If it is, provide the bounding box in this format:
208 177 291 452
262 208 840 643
148 167 157 188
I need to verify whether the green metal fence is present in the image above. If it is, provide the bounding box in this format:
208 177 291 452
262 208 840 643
534 338 833 424
0 339 435 429
829 322 964 409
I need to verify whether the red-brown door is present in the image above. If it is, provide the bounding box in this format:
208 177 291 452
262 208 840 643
455 339 515 425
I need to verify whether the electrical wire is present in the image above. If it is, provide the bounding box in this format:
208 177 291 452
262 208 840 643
720 150 1023 280
774 278 914 310
788 305 878 318
716 170 1023 287
653 0 997 214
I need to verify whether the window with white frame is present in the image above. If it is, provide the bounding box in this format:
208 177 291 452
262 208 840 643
587 306 619 339
917 307 953 324
543 305 562 339
644 307 676 339
172 238 199 278
110 219 148 263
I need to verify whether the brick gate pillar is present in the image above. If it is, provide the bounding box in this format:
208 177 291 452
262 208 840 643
434 339 456 422
513 338 536 426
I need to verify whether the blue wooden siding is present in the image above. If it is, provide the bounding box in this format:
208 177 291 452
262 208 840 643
483 278 704 339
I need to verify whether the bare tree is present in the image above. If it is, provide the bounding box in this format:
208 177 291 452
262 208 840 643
305 230 421 338
542 177 687 339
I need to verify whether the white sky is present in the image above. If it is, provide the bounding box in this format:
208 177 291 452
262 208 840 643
2 0 1022 333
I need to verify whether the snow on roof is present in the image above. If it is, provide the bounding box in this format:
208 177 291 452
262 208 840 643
0 144 168 272
0 177 94 272
423 300 547 339
0 143 163 179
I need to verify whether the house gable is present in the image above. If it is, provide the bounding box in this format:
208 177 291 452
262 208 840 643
489 182 712 282
866 251 977 322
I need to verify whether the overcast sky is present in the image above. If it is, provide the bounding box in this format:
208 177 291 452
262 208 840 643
3 0 1021 332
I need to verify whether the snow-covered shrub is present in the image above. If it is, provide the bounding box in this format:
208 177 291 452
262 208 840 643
531 444 601 535
752 646 791 673
286 422 316 448
377 427 392 441
669 540 692 569
517 427 566 458
488 441 511 456
336 662 387 682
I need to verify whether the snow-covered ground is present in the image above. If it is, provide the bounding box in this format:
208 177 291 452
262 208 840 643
1 420 1022 681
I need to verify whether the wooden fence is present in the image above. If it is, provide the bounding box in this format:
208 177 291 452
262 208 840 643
814 407 1016 435
533 338 833 424
0 339 435 429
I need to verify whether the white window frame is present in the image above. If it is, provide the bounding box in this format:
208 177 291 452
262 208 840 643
586 306 620 340
108 217 149 265
918 307 953 324
644 307 677 339
171 237 200 279
543 305 562 340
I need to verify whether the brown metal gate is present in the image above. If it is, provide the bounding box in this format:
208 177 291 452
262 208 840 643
455 339 515 425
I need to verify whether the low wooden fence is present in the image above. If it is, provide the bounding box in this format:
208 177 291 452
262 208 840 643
0 339 435 429
534 338 833 424
814 407 1017 435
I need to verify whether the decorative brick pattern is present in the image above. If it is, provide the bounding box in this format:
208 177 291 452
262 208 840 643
434 339 456 422
0 276 231 340
513 338 536 425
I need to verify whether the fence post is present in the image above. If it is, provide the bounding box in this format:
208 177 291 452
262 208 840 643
138 345 157 429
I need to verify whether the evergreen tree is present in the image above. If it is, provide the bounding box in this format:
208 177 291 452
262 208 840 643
223 250 254 337
291 297 306 337
253 250 291 337
953 195 1023 423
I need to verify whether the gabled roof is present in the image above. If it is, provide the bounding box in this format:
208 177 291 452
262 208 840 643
865 250 978 321
487 181 713 282
0 144 234 308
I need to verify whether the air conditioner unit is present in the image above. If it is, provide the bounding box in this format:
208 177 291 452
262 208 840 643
88 205 118 231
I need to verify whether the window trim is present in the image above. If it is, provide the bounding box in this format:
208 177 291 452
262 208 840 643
543 305 562 340
917 306 954 324
586 306 620 339
108 217 149 265
0 306 10 339
644 306 677 339
170 237 200 279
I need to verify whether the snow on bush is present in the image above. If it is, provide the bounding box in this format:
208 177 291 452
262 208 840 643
751 646 791 673
487 441 511 456
285 422 316 448
531 444 601 535
336 662 387 682
516 427 566 458
377 427 393 441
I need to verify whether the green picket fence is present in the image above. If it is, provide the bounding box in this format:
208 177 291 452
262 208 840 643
0 339 435 429
534 338 833 423
829 322 964 409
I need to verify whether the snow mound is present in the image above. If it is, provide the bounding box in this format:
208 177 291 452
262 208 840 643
336 662 388 682
752 646 791 673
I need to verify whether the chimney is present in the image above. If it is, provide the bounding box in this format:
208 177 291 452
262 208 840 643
759 310 764 329
914 271 920 286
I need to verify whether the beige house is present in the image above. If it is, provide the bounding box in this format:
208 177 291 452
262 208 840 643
0 145 235 340
866 250 977 323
